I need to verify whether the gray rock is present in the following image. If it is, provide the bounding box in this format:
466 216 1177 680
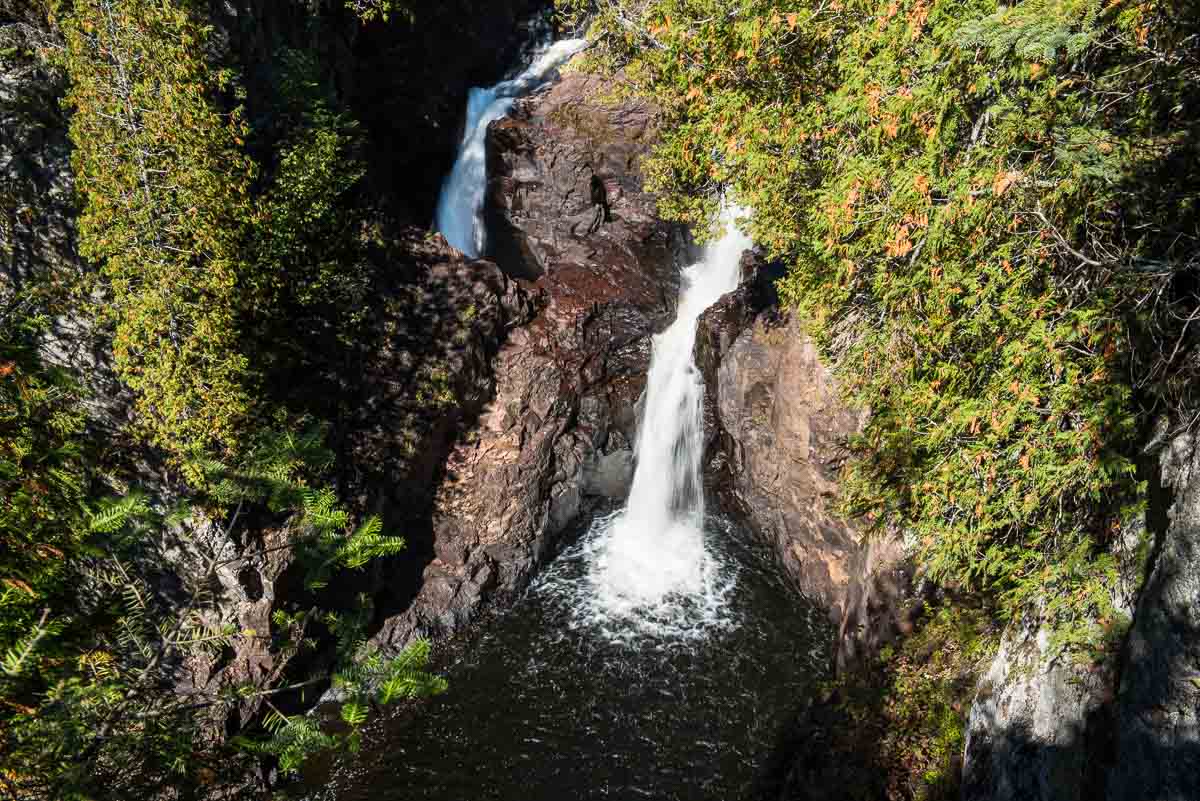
961 622 1116 801
961 485 1147 801
583 449 635 498
1107 429 1200 801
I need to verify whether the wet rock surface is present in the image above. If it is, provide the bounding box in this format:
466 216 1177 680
372 71 688 653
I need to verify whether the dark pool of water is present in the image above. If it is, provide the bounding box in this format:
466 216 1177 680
309 511 830 801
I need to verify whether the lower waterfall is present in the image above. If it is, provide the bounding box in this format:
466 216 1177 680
308 195 828 799
543 205 755 639
310 40 827 801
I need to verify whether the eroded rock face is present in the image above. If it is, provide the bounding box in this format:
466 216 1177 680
960 622 1117 801
713 313 863 620
1106 429 1200 801
485 72 685 291
372 71 687 653
178 520 303 731
695 264 916 672
174 231 532 720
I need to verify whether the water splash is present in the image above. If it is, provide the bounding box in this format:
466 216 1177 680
435 38 587 257
541 205 754 640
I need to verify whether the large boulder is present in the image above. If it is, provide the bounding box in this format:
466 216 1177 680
960 488 1146 801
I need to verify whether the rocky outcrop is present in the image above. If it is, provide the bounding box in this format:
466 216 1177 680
372 71 688 652
176 518 304 731
1106 428 1200 801
176 231 532 717
712 311 864 618
959 460 1150 801
695 271 915 672
960 620 1119 801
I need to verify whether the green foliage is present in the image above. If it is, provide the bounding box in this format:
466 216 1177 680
57 6 378 470
343 0 415 24
0 315 87 651
874 606 995 798
59 0 258 462
832 602 997 800
3 4 440 797
0 433 425 798
562 0 1200 644
295 488 405 589
237 638 445 777
249 48 371 343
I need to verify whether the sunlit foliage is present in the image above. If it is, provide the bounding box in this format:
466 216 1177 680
562 0 1200 644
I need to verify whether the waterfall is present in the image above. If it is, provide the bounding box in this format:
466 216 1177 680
435 38 587 258
542 204 754 639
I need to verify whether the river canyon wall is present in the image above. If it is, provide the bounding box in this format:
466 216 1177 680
6 3 1199 796
371 71 690 652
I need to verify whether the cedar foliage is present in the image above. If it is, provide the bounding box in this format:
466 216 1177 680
562 0 1200 646
2 3 445 796
60 0 257 464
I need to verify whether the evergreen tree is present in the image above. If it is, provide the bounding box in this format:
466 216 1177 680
60 0 257 464
562 0 1200 647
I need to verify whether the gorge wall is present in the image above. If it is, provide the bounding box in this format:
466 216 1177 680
695 265 917 675
7 3 1198 795
959 424 1200 801
691 229 1200 801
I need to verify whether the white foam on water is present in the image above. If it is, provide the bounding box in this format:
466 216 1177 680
536 205 754 642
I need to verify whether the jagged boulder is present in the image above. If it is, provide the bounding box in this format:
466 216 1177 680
1106 428 1200 801
960 484 1146 801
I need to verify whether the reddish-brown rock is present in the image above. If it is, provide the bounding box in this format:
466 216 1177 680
372 71 690 653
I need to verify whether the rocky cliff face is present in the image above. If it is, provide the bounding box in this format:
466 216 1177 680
959 620 1119 801
959 420 1200 801
181 231 532 722
1106 426 1200 801
371 71 689 653
695 266 915 673
958 517 1143 801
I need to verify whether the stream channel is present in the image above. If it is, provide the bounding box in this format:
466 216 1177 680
308 33 831 801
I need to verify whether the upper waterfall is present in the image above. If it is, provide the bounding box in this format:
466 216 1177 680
435 38 587 258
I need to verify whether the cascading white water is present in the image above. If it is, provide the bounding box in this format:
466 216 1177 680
435 38 587 257
536 205 754 639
